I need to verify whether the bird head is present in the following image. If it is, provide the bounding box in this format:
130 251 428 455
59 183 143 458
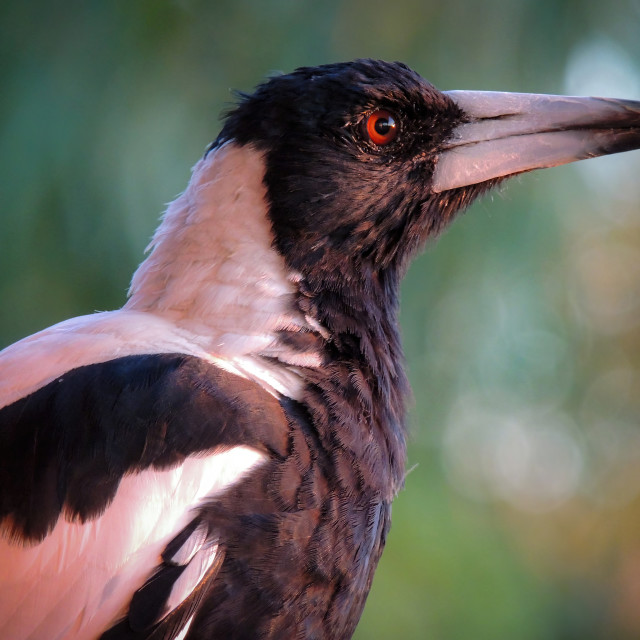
129 59 640 362
213 59 640 282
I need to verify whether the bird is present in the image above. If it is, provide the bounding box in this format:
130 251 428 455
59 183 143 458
0 59 639 640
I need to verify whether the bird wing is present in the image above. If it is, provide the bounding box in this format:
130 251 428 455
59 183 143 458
0 312 289 640
100 516 226 640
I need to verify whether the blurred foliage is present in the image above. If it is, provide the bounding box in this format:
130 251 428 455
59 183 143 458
1 1 640 638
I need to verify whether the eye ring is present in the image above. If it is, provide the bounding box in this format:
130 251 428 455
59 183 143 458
363 109 398 146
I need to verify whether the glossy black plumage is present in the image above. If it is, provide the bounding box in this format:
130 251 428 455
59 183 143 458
215 60 487 273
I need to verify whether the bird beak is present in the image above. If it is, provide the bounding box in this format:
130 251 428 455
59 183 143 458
431 91 640 193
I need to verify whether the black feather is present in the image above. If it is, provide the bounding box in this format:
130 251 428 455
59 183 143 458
0 354 288 541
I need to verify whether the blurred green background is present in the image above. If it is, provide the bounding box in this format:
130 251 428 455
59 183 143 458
2 1 640 638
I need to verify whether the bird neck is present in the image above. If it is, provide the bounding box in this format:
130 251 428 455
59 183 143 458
292 260 409 496
125 143 307 358
125 142 408 492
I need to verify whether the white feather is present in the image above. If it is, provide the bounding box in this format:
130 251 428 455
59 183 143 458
0 446 265 640
0 142 324 639
174 615 195 640
0 145 325 409
165 542 220 614
168 521 209 566
126 142 310 359
0 310 215 409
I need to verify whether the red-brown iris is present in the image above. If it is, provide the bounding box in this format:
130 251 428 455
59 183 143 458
363 110 398 145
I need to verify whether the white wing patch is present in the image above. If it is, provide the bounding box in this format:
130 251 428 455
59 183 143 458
165 540 220 614
0 307 306 410
0 446 265 640
0 310 216 409
168 521 210 566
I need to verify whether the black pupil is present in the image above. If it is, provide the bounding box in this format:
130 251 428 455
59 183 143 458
374 117 391 135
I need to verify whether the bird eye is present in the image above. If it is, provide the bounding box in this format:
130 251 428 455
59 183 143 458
363 110 398 146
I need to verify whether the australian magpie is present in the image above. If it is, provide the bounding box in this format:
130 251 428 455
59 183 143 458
1 59 639 640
